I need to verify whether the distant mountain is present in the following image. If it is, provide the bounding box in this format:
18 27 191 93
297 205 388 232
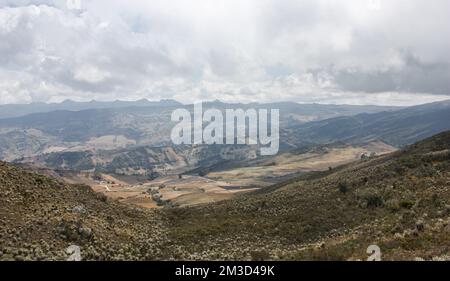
285 100 450 147
16 144 260 177
8 99 448 192
1 99 448 178
0 106 177 160
0 101 397 161
0 99 183 119
201 101 399 127
0 99 397 120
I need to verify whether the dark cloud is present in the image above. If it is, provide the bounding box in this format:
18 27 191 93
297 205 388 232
334 54 450 95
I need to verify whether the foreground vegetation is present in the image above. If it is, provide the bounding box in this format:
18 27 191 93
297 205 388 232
164 131 450 260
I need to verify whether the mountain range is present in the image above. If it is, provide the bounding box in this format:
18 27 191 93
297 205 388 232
285 100 450 147
0 99 183 119
1 99 448 178
0 100 398 162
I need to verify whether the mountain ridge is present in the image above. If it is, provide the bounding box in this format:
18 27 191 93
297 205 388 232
285 99 450 147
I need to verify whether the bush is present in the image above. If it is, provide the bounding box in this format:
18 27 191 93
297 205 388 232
386 199 400 212
399 200 415 209
96 192 108 202
356 188 384 208
338 181 349 194
387 198 415 211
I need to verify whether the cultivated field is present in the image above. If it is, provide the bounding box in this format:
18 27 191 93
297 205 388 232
207 141 397 188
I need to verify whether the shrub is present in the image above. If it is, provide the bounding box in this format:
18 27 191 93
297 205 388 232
338 181 349 194
399 199 415 209
35 177 45 185
96 192 108 202
386 199 400 212
356 188 384 208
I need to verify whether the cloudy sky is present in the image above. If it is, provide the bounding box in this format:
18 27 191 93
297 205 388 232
0 0 449 106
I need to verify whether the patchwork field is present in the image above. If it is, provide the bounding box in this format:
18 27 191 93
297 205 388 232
43 141 394 208
207 141 397 188
58 172 255 208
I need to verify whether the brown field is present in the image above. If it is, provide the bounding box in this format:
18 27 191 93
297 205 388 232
58 172 255 208
207 141 397 187
46 141 396 208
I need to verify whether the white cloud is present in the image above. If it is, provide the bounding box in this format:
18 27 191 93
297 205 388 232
0 0 449 105
73 65 110 83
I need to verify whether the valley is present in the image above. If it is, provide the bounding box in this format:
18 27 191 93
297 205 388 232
0 100 408 209
1 99 450 261
1 130 449 260
18 140 396 208
2 99 449 210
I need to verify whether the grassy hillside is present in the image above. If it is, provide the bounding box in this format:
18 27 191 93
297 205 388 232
164 131 450 260
0 161 168 261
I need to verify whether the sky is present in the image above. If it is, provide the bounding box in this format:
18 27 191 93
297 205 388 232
0 0 449 106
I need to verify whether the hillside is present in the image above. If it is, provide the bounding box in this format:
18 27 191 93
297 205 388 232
0 161 169 261
164 131 450 260
285 100 450 147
